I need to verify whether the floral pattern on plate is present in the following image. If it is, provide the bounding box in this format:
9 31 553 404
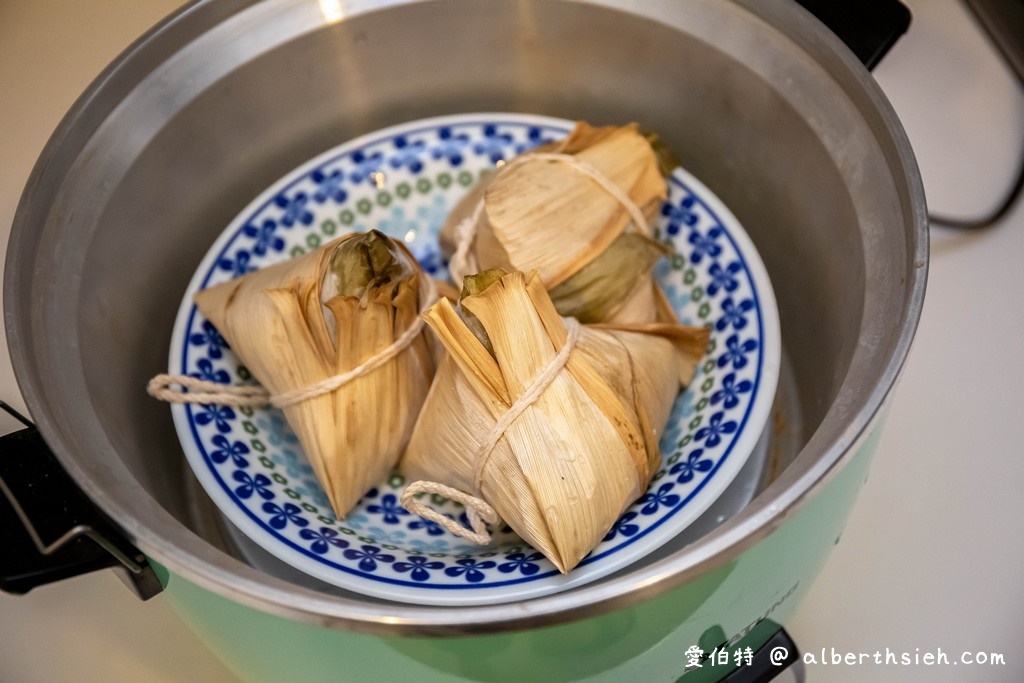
168 113 780 606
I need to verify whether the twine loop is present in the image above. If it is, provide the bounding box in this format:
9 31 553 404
399 482 499 546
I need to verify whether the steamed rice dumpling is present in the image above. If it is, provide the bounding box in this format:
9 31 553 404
192 230 435 517
442 122 678 325
399 269 708 573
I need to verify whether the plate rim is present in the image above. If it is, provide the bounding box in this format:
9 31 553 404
168 112 781 606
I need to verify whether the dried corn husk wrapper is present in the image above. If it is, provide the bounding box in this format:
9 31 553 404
441 122 678 325
193 230 434 517
399 269 708 573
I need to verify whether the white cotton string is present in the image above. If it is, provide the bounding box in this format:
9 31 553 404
146 374 271 407
399 481 499 546
148 276 437 409
470 317 581 493
401 317 582 545
447 152 650 287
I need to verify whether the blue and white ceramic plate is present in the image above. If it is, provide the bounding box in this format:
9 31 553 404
169 113 780 606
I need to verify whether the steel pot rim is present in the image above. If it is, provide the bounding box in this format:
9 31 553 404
5 0 927 635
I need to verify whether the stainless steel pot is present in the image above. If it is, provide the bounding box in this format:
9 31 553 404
4 0 926 680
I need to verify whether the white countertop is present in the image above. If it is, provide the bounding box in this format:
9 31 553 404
2 1 1022 681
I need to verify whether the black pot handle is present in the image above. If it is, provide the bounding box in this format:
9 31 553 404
794 0 911 70
0 402 162 599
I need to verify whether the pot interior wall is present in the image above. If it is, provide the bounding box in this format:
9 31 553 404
10 0 915 604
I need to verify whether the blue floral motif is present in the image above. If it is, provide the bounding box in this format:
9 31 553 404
350 149 385 183
497 552 544 576
694 411 738 449
389 135 427 172
232 470 274 500
257 414 300 448
393 556 444 582
431 127 470 165
311 168 347 204
711 373 752 410
662 194 699 236
444 558 497 583
658 399 689 452
416 195 450 235
274 191 314 227
512 126 557 154
603 511 641 542
298 527 350 554
378 206 418 237
678 382 698 418
473 124 514 163
366 526 408 545
344 512 369 531
670 449 714 484
716 297 755 332
416 245 443 276
189 320 228 359
217 249 255 277
661 283 692 315
190 358 229 384
638 482 681 515
718 334 758 370
407 516 446 536
210 434 249 468
194 404 235 434
652 257 671 280
262 501 308 530
270 448 313 479
528 126 550 142
243 219 285 256
295 481 331 510
406 537 454 554
343 545 395 572
366 493 409 525
707 261 742 297
455 543 490 555
687 226 724 264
